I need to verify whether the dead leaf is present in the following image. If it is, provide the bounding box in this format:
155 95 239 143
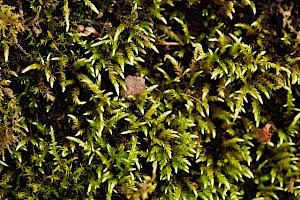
257 123 276 144
83 26 100 37
77 25 85 32
121 75 145 97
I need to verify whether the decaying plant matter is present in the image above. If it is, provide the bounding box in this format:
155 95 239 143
257 123 277 144
77 25 100 37
121 75 146 97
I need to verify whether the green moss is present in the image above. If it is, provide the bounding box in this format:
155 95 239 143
1 0 300 199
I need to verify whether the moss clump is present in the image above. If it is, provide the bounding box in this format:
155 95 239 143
0 0 300 199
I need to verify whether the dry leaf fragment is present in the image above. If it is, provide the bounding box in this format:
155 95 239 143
77 25 85 32
155 40 181 46
257 123 276 144
77 25 100 37
121 75 146 97
83 26 100 37
192 182 199 189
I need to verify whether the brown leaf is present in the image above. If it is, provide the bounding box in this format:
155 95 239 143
83 26 100 37
257 123 276 144
121 75 145 97
77 25 85 32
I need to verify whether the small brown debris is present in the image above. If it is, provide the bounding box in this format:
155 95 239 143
155 40 181 46
32 26 42 36
77 25 100 37
97 10 104 19
192 182 199 189
83 26 100 37
289 177 295 193
77 25 85 32
257 123 276 144
121 75 146 97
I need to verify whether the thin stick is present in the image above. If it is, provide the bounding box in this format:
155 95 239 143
155 40 181 46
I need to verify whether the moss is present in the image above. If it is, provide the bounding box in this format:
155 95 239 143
1 0 300 199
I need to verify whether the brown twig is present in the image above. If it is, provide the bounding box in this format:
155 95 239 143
155 40 181 46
